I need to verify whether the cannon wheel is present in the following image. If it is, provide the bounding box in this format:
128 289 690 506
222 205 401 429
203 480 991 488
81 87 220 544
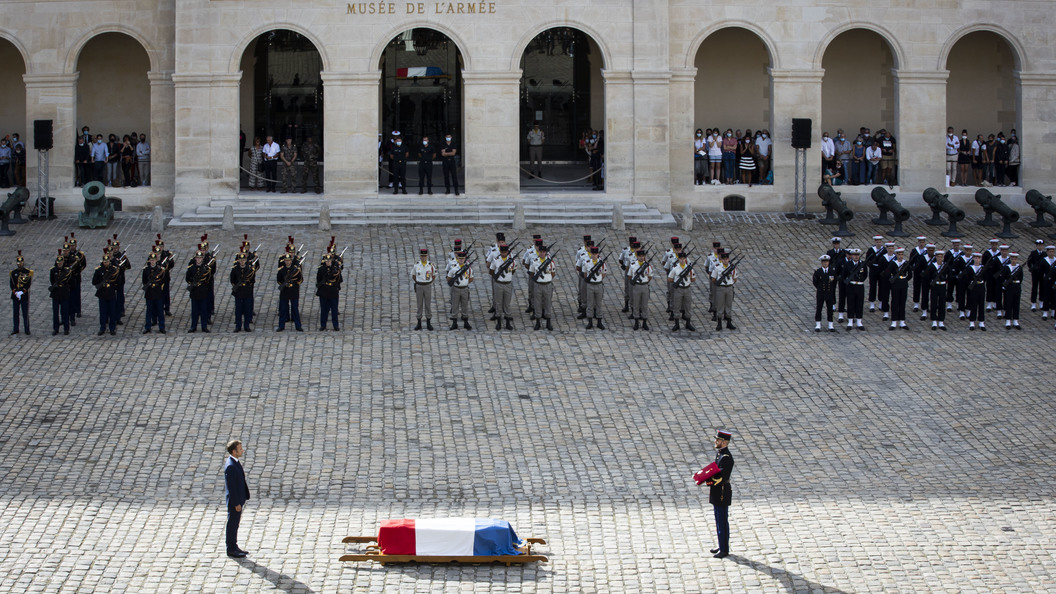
0 213 14 237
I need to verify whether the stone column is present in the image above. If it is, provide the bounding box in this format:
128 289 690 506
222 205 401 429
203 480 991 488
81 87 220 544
603 70 634 199
461 70 521 196
669 68 696 211
321 71 380 196
148 71 175 203
171 72 241 215
769 68 824 212
894 70 948 193
630 70 672 212
23 73 78 204
1016 73 1056 191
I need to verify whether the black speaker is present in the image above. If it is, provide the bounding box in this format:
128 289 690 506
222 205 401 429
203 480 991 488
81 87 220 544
33 120 53 151
791 118 812 149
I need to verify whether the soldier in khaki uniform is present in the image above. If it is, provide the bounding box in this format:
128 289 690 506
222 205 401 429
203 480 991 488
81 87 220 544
300 136 321 193
280 137 298 194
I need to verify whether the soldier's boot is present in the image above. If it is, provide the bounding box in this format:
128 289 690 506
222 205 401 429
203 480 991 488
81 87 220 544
450 319 459 330
585 318 594 330
505 318 514 330
577 311 587 319
546 318 554 331
495 318 502 331
534 318 542 331
669 312 676 321
725 318 736 330
684 317 696 332
712 312 718 321
671 319 680 332
525 306 534 314
489 306 495 313
641 319 649 331
426 319 434 331
596 318 605 330
463 317 472 330
622 299 629 313
415 319 422 331
716 319 723 331
633 318 640 330
828 322 835 332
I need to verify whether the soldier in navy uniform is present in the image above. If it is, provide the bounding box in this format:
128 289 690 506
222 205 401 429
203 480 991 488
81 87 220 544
997 252 1024 329
841 248 868 331
960 252 988 330
877 242 896 320
920 251 950 330
865 235 885 311
276 252 304 332
49 250 71 335
908 236 928 312
954 244 975 318
705 429 735 559
186 251 213 333
230 253 255 333
914 243 937 320
826 237 847 321
142 252 166 334
1027 239 1046 311
944 239 964 312
886 248 912 330
1032 245 1056 319
813 254 837 332
92 251 118 335
980 238 1001 311
316 253 343 331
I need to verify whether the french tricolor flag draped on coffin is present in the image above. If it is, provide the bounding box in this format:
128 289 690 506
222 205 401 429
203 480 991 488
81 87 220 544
397 67 445 78
378 518 525 556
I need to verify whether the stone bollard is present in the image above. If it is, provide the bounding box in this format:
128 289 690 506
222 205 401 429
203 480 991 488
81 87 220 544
611 203 625 231
319 203 332 231
151 205 165 232
222 205 235 230
680 203 694 232
513 203 526 230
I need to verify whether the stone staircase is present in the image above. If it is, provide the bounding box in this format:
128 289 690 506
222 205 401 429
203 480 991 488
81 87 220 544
168 195 676 226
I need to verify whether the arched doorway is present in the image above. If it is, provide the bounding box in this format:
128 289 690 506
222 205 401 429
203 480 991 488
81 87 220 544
0 37 27 188
238 30 324 191
75 32 150 187
519 27 603 190
693 28 773 186
821 30 897 185
946 31 1018 187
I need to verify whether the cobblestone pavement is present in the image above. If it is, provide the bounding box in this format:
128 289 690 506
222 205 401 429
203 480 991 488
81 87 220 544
1 213 1054 593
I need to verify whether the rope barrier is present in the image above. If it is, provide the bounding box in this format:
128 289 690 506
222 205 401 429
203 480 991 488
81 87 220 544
240 163 601 186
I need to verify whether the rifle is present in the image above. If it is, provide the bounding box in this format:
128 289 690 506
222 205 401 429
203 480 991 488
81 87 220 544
1002 264 1022 288
143 263 166 291
717 255 743 285
493 251 517 279
583 253 610 283
631 257 653 284
533 248 560 282
448 256 477 286
673 257 700 287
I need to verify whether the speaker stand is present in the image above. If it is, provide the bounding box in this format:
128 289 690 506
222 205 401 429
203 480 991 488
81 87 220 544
36 149 53 219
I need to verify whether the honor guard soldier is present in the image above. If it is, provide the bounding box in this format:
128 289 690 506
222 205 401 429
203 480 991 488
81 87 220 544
1027 239 1046 311
190 234 218 322
109 235 131 325
981 238 1001 311
575 235 593 318
186 250 213 333
908 236 929 312
276 251 304 332
955 244 975 317
523 237 543 315
581 245 607 330
877 242 897 320
489 244 517 330
960 252 988 330
49 250 72 335
440 133 459 195
915 243 938 320
944 238 964 312
712 250 738 331
486 233 506 319
865 235 885 311
813 254 837 332
446 250 474 330
841 248 868 331
230 253 256 332
1032 245 1056 319
529 245 556 331
706 241 723 319
448 238 464 270
705 430 735 559
997 252 1024 329
389 133 408 194
662 237 680 318
417 135 436 195
412 248 436 330
92 250 119 335
668 251 696 332
627 249 652 331
65 233 87 323
994 244 1012 318
920 251 950 330
316 253 343 331
142 251 166 334
156 234 175 316
619 235 637 313
10 251 33 335
826 237 847 321
886 248 912 330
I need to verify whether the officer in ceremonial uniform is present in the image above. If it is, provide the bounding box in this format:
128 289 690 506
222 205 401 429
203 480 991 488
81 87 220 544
960 252 987 330
92 251 119 335
581 245 606 330
142 251 166 334
997 252 1024 329
412 248 436 330
711 250 738 331
1027 239 1046 311
705 429 735 559
841 248 868 331
230 253 255 332
65 233 87 323
316 253 342 331
276 252 304 332
668 251 696 332
886 247 911 330
186 250 213 333
446 250 474 330
109 236 131 325
49 250 72 335
865 235 885 311
627 249 652 330
389 134 408 194
156 234 175 316
920 251 950 330
10 251 33 335
908 236 929 312
826 237 847 321
489 244 517 330
529 245 555 331
813 254 837 332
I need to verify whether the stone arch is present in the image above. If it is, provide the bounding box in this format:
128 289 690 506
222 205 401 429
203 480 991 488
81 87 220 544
684 21 779 71
510 20 611 72
813 22 905 71
66 25 160 74
0 29 31 74
229 23 331 74
371 22 471 71
938 24 1026 72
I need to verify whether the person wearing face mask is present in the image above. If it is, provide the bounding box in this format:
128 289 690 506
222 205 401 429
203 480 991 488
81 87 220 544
957 130 972 186
945 127 960 186
90 134 109 184
11 140 26 188
417 135 436 195
721 129 737 184
441 134 459 195
527 121 545 179
851 136 866 185
74 135 90 187
106 134 121 187
693 128 706 185
0 138 10 188
136 134 151 187
993 133 1009 186
820 131 835 182
834 129 851 185
388 134 408 195
1006 136 1020 187
754 130 772 184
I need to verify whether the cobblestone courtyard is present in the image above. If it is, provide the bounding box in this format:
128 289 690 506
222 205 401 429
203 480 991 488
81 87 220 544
1 214 1054 593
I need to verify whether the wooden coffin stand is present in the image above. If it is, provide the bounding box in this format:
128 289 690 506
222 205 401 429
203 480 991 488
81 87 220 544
340 519 548 566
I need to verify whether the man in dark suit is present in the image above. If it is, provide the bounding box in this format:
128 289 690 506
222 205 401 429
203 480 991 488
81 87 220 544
706 430 735 559
224 440 251 558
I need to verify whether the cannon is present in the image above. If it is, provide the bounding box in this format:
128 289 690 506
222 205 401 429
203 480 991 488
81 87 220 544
974 188 1019 239
1025 189 1056 228
922 187 965 238
870 187 910 237
0 187 29 235
817 184 855 237
78 181 115 229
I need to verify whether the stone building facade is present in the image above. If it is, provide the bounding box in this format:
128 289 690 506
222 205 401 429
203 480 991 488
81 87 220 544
0 0 1050 215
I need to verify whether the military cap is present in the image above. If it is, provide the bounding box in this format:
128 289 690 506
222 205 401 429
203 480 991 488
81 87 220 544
635 250 646 257
194 251 204 258
926 243 936 248
534 238 544 246
716 429 732 441
872 235 884 241
420 248 429 255
713 241 721 248
884 242 895 247
895 248 905 253
590 246 600 253
820 254 831 261
989 238 1000 244
583 235 591 242
831 237 841 243
916 236 927 241
1010 252 1019 257
951 239 961 243
670 236 679 243
972 252 983 257
719 251 730 259
15 250 24 263
499 244 509 252
1036 239 1044 245
496 232 505 241
999 244 1010 250
457 251 467 258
